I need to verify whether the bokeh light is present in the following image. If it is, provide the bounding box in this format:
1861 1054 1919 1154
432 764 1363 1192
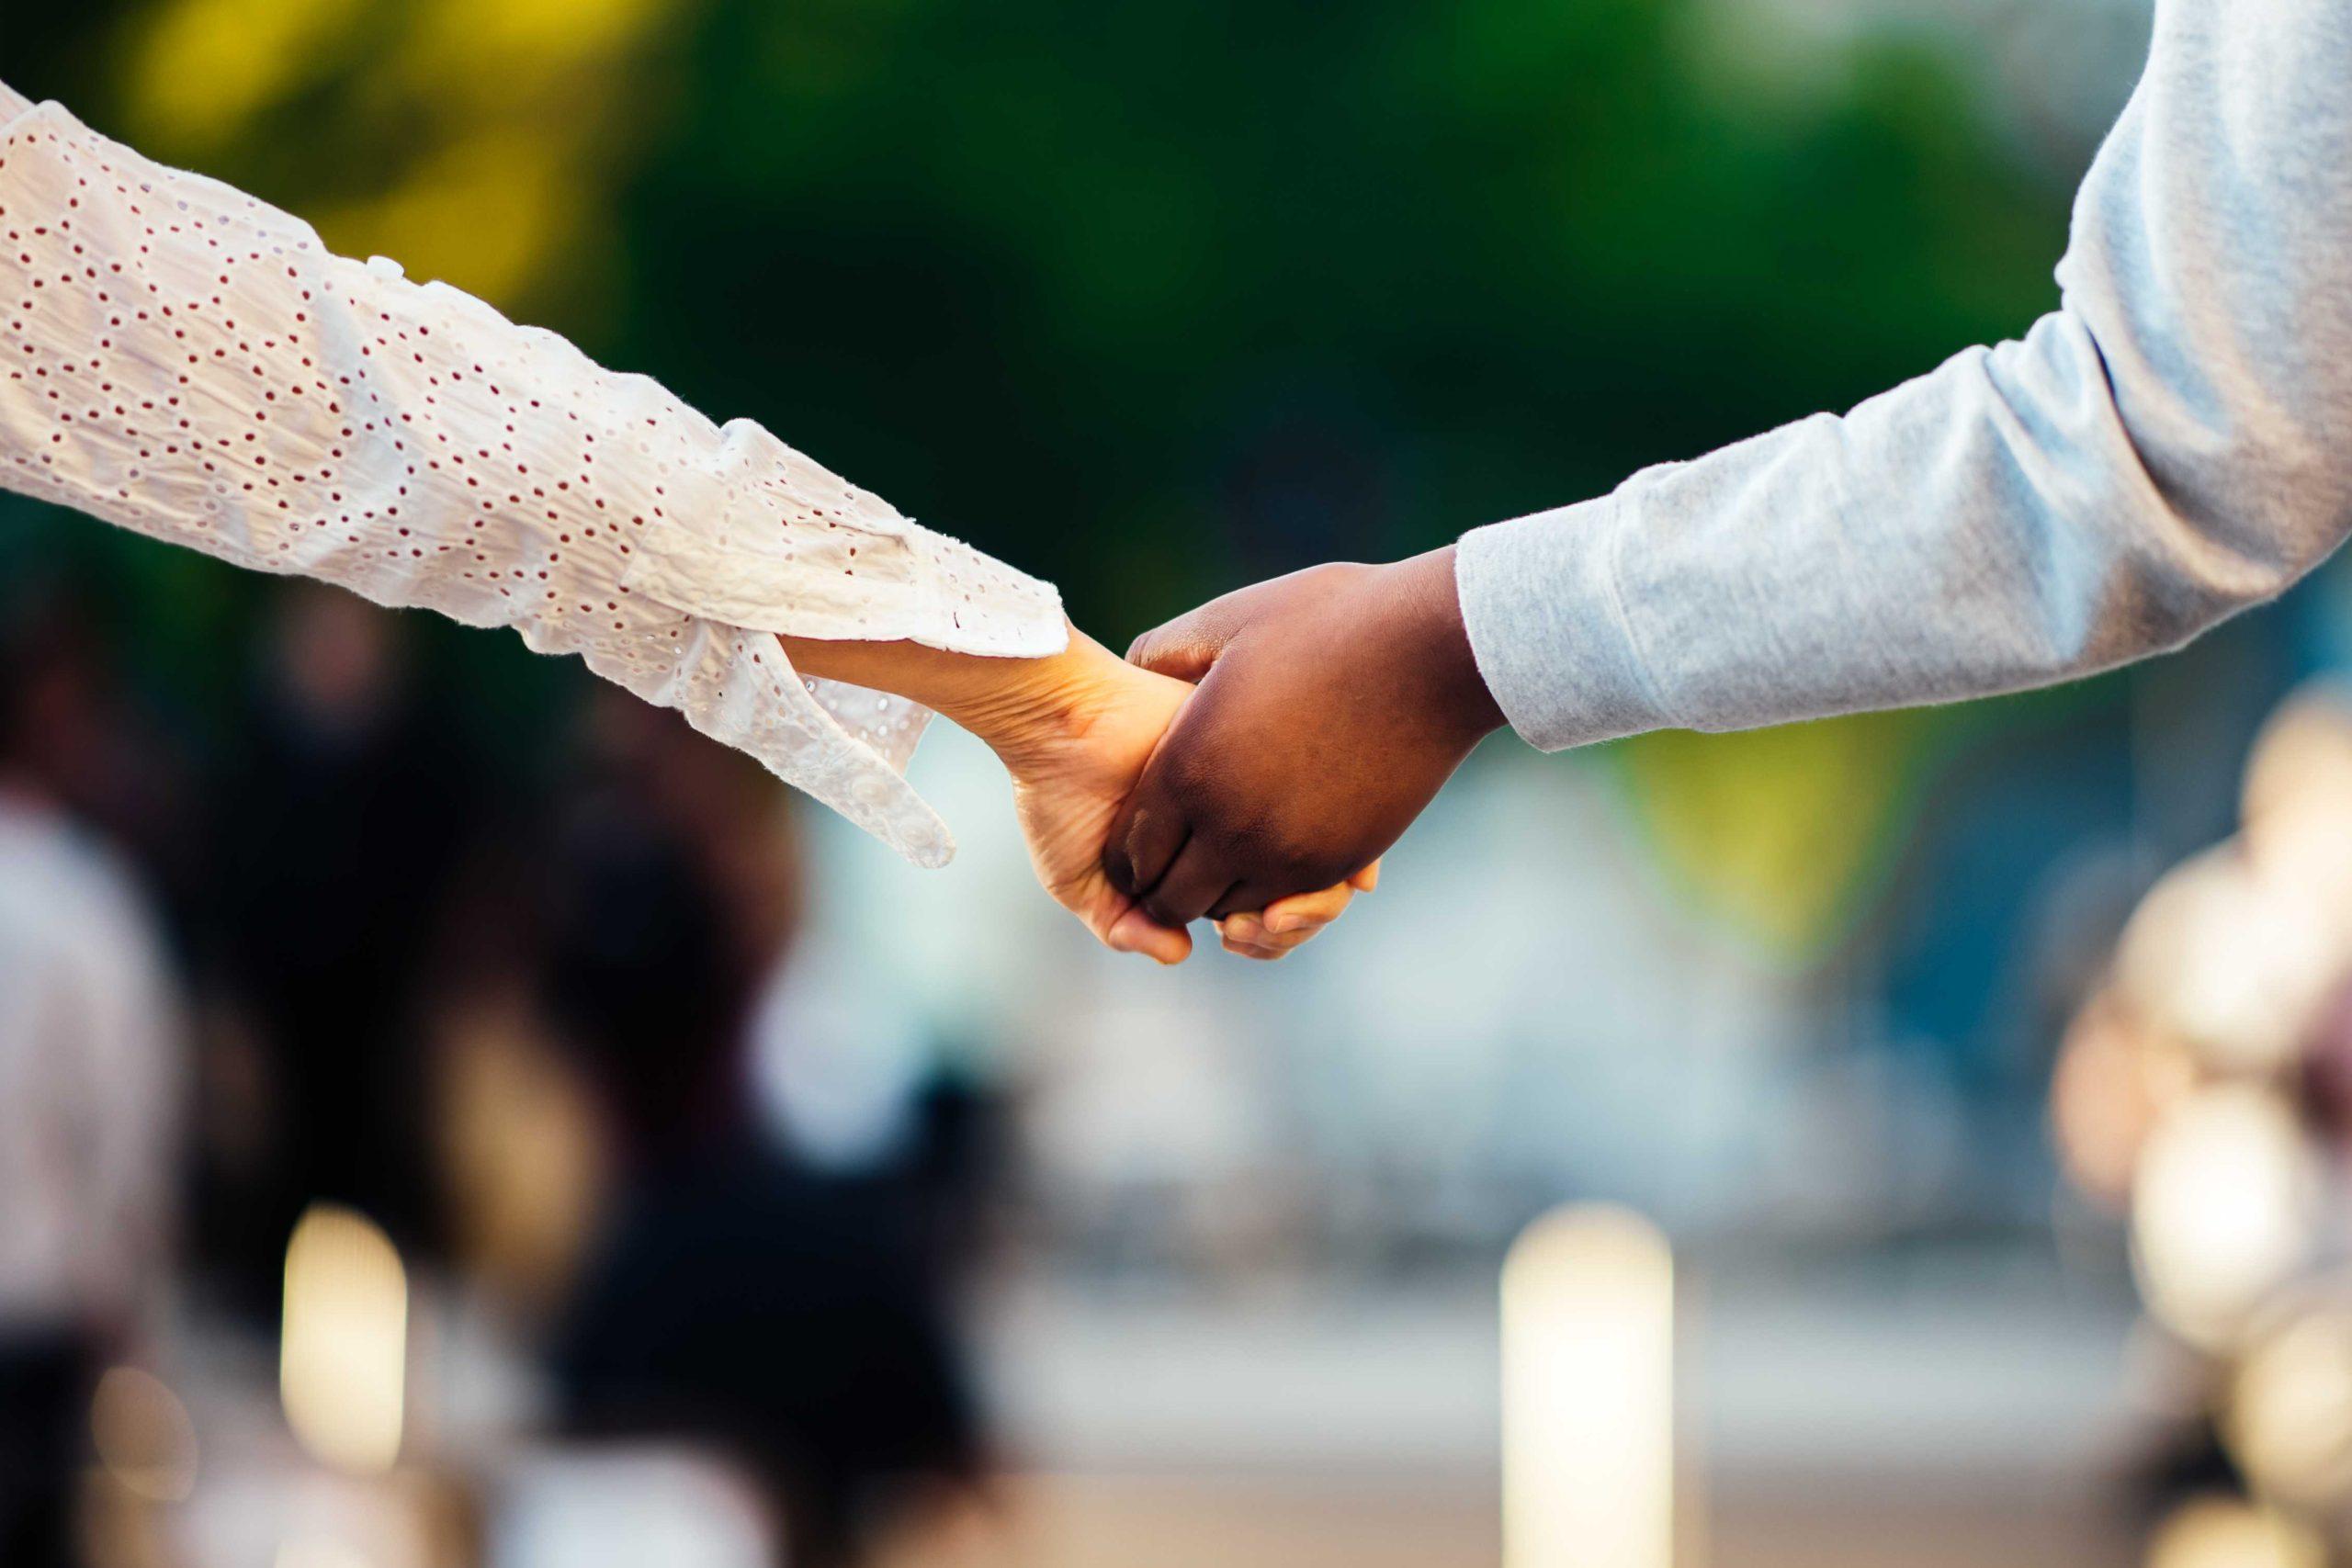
90 1365 201 1504
280 1204 410 1475
2050 989 2196 1211
1501 1204 1674 1568
2241 685 2352 905
275 1539 379 1568
2112 850 2341 1077
2227 1303 2352 1515
2130 1088 2323 1348
2143 1496 2324 1568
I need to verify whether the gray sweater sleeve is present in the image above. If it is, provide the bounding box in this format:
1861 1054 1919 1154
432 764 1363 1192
1455 0 2352 750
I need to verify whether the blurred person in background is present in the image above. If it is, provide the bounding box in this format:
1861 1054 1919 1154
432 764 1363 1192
0 77 1363 974
514 694 988 1568
196 584 482 1315
0 602 184 1568
1106 0 2352 935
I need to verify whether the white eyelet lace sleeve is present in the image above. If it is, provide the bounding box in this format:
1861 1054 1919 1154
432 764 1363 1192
0 86 1064 867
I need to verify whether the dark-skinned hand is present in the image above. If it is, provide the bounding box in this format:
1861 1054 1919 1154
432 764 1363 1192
1104 546 1507 928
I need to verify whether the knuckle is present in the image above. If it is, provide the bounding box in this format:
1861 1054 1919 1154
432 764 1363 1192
1298 560 1374 599
1273 845 1347 893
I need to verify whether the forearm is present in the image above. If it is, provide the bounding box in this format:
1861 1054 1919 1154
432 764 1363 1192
1459 0 2352 750
1459 321 2352 750
0 82 1065 864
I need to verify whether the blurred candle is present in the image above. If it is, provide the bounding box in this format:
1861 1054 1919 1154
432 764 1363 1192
280 1203 408 1473
2143 1496 2322 1568
1502 1204 1674 1568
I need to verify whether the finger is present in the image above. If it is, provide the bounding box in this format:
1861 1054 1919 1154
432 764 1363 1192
1218 911 1270 946
1105 903 1193 965
1126 600 1250 682
1258 881 1356 935
1349 861 1381 894
1222 930 1312 957
1138 840 1237 929
1216 914 1325 953
1211 875 1346 925
1214 911 1290 958
1104 795 1188 900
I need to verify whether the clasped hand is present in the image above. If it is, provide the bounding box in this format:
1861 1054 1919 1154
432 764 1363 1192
783 544 1498 964
1000 544 1505 964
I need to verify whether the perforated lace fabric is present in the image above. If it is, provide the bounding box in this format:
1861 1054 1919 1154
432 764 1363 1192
0 86 1065 866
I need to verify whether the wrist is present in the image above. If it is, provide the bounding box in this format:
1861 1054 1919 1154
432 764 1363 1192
775 619 1108 762
1382 546 1506 747
937 624 1127 771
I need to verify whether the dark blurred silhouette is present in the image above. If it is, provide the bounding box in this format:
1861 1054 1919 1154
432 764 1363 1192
518 694 986 1568
0 599 184 1568
196 585 485 1315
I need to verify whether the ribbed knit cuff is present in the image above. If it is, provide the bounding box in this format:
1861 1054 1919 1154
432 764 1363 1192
1454 495 1674 751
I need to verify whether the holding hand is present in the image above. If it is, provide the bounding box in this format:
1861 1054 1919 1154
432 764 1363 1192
1103 547 1504 928
983 633 1374 964
780 625 1369 963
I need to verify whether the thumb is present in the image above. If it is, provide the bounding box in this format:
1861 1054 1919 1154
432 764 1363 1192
1129 564 1351 682
1105 903 1193 965
1127 580 1287 681
1126 606 1241 682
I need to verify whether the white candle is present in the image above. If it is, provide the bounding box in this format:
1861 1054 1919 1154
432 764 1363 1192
280 1204 409 1475
1502 1204 1675 1568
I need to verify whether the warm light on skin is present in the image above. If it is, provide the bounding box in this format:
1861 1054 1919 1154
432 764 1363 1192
1501 1204 1674 1568
281 1204 409 1475
2131 1089 2321 1348
2143 1496 2324 1568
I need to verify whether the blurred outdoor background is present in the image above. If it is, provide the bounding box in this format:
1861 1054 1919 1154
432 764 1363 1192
9 0 2352 1564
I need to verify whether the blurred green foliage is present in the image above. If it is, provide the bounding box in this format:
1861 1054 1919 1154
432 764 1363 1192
615 0 2072 619
4 0 2102 952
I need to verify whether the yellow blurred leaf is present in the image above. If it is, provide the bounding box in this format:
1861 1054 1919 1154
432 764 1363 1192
401 0 677 97
309 130 581 308
124 0 363 150
1612 709 1932 957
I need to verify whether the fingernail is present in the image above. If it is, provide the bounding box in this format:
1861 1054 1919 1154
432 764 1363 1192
1264 914 1300 935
